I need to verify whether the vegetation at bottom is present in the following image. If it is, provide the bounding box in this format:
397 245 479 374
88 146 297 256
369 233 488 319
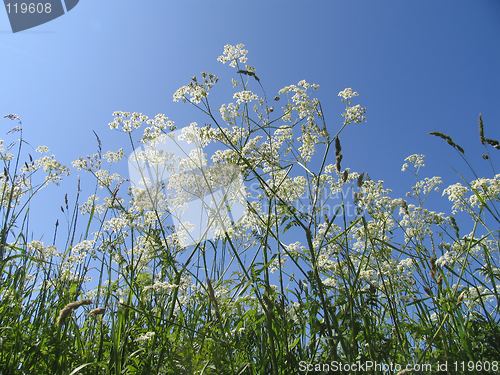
1 45 499 374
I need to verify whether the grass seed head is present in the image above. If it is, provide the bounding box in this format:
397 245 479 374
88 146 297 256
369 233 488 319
342 169 348 183
456 290 467 307
479 113 485 145
334 136 341 156
89 307 106 316
57 299 93 330
357 172 364 188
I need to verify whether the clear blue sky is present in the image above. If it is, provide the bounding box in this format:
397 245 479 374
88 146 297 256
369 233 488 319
1 1 499 243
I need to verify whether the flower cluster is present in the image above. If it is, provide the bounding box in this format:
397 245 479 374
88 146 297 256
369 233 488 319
217 43 248 67
72 153 102 172
338 88 366 125
401 154 426 172
173 72 219 104
33 149 70 184
108 111 148 133
233 90 258 104
134 331 155 343
442 174 500 215
278 80 320 123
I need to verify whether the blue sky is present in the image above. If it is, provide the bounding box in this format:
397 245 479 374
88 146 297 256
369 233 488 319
1 1 499 244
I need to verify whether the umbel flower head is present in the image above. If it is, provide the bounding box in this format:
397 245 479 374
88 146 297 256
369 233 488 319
57 299 93 330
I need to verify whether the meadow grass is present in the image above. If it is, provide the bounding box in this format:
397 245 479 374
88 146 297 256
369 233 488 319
1 45 499 374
